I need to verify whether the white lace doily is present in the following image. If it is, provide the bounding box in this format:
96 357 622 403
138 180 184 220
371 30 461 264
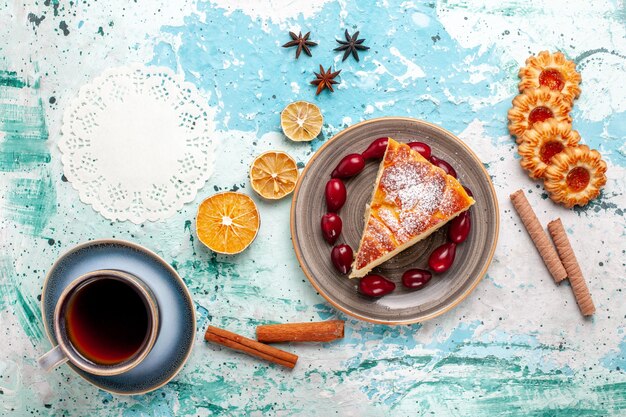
60 65 216 223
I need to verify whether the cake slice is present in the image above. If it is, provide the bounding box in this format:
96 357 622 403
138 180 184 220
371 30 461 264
349 138 475 278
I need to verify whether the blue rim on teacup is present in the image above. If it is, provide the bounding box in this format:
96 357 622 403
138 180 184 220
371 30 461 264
40 239 196 395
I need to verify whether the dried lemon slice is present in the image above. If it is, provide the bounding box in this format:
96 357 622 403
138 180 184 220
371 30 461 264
280 101 323 141
250 151 298 199
196 192 260 254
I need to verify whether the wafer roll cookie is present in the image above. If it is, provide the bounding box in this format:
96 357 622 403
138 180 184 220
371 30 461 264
547 219 595 316
510 190 567 282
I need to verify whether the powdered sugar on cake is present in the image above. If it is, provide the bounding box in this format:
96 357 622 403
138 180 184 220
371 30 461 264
351 138 474 277
377 161 449 243
380 162 445 213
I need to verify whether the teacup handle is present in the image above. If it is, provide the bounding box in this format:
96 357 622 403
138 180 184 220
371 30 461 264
38 346 68 372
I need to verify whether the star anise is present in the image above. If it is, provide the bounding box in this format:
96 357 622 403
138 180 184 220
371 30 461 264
334 29 370 62
310 65 341 95
282 31 317 59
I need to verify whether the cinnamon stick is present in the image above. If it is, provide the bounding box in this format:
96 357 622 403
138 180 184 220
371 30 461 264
510 190 567 282
256 320 345 343
204 325 298 368
547 219 595 316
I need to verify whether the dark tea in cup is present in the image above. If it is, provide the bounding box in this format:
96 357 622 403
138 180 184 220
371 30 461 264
64 277 151 365
39 270 160 376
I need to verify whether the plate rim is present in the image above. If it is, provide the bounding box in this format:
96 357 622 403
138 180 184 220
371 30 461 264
40 238 197 395
290 116 500 325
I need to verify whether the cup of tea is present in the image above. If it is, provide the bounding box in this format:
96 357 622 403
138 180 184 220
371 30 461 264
38 269 160 376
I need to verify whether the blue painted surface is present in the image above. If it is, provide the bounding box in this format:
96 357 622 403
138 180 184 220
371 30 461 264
0 0 624 415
